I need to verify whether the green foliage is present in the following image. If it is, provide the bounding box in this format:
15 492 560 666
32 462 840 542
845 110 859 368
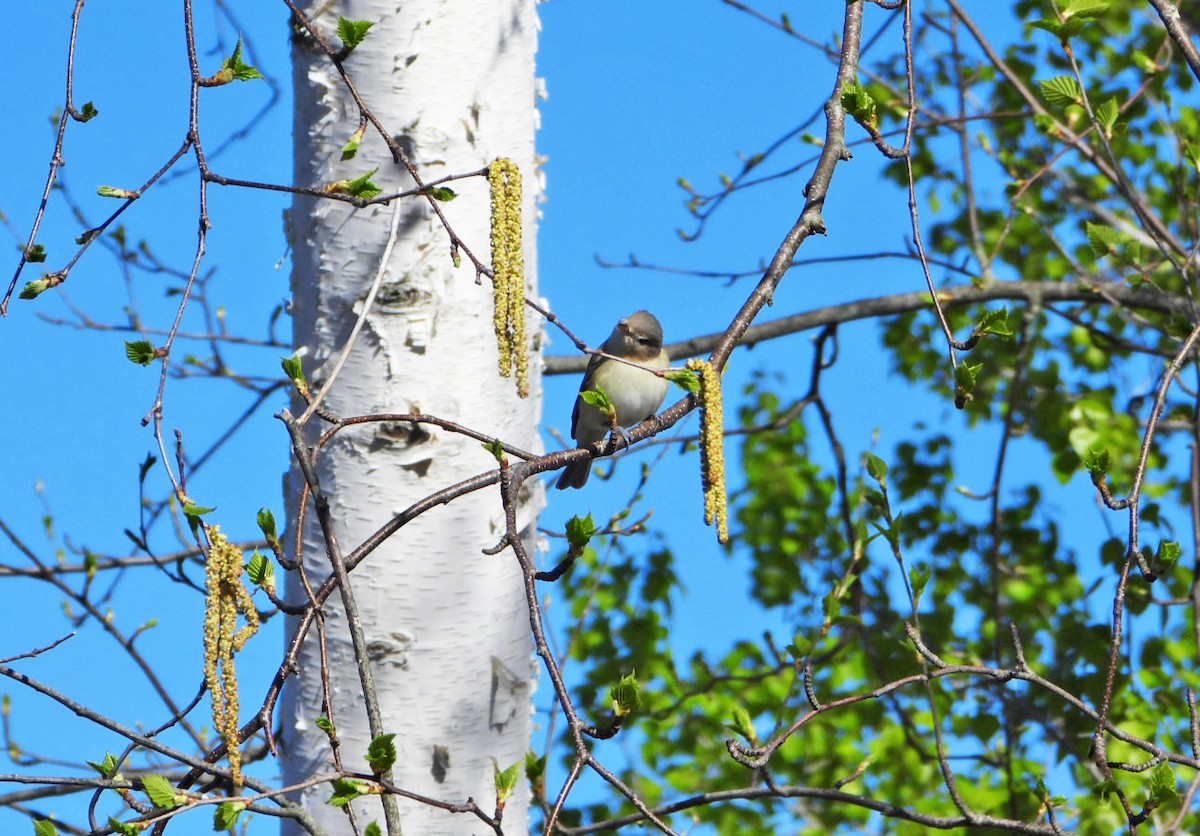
365 733 397 775
665 367 701 393
213 800 245 831
525 750 546 785
1083 446 1111 481
124 340 156 366
726 704 757 745
337 17 374 51
565 513 596 552
547 5 1200 828
86 753 121 779
107 818 140 836
421 186 457 202
33 821 58 836
973 306 1013 338
328 168 383 200
579 385 614 417
609 671 643 718
482 437 505 463
256 507 277 541
182 502 214 538
328 777 368 807
246 551 274 587
218 36 263 82
19 278 52 299
1029 0 1110 43
280 354 304 382
840 79 878 131
494 759 521 805
96 185 137 199
141 774 178 809
1038 75 1083 109
952 359 982 407
340 125 365 161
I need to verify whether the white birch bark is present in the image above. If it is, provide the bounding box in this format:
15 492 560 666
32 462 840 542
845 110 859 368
281 1 542 833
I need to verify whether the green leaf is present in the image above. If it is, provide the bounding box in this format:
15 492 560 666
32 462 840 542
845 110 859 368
257 507 278 541
1064 0 1109 19
337 17 375 50
1149 761 1179 809
953 361 982 408
24 244 46 263
727 705 758 744
1095 97 1120 138
19 279 51 300
1155 541 1182 570
1086 222 1122 259
910 565 932 605
1094 778 1119 804
97 186 137 199
1030 2 1106 42
281 355 306 383
1028 19 1065 39
664 368 701 393
247 551 274 587
142 774 178 809
220 36 263 82
840 79 877 130
864 453 888 482
364 823 382 836
328 168 383 200
580 386 614 418
328 777 368 807
316 715 334 733
610 671 643 718
213 800 245 831
341 125 366 161
494 760 521 804
124 340 156 366
565 513 597 552
1083 447 1111 481
183 502 214 538
78 101 99 122
365 733 396 775
421 186 457 202
182 503 215 521
482 438 506 463
33 820 59 836
87 753 121 779
975 307 1013 338
1039 76 1083 109
107 819 140 836
524 750 546 786
787 632 814 660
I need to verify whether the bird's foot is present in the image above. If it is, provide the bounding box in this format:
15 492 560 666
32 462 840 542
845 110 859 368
610 425 634 451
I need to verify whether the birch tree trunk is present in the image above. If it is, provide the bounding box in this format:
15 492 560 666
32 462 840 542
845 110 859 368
281 1 541 833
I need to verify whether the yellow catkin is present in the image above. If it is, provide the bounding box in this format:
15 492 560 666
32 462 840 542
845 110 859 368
687 359 729 544
203 526 260 791
487 158 528 398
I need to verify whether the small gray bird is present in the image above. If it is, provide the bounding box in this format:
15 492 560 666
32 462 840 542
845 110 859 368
556 310 670 490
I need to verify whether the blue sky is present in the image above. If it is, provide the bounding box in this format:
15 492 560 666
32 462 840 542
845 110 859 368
0 1 1144 833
